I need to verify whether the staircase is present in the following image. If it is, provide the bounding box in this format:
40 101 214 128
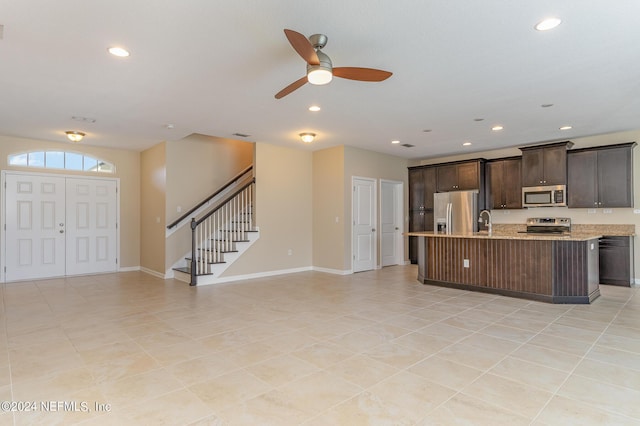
172 178 258 286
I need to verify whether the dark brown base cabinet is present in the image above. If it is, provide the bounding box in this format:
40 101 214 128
599 236 634 286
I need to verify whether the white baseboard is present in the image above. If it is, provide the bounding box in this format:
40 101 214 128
312 266 352 275
207 266 313 285
119 266 141 273
140 267 167 279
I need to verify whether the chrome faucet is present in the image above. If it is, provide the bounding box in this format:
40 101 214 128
479 210 492 235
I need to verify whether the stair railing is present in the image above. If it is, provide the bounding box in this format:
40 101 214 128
189 178 255 285
168 165 253 230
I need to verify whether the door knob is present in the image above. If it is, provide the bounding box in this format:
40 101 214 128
59 230 64 234
372 228 376 232
395 227 399 230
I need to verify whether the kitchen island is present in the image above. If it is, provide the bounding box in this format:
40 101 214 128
407 230 602 304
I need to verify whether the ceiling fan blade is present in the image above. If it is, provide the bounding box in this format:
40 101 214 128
275 76 308 99
284 29 320 65
333 67 393 82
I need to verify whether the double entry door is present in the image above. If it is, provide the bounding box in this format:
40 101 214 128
4 172 118 282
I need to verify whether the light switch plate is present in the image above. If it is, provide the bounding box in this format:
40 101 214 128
634 209 640 214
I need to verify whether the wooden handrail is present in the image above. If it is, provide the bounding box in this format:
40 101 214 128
193 178 255 228
167 165 253 229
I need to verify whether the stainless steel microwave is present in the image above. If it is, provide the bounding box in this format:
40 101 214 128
522 185 567 207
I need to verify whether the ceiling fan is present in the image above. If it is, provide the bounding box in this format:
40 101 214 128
275 29 393 99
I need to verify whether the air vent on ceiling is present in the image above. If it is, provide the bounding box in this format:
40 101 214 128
232 133 250 138
401 143 415 148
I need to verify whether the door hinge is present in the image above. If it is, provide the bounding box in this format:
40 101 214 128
116 258 118 264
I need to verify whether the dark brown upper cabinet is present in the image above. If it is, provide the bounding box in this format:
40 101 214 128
520 141 573 187
486 157 522 209
436 160 484 192
567 142 636 208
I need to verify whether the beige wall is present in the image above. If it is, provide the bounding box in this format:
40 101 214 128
412 129 640 279
140 142 166 274
312 146 346 271
165 134 254 224
0 134 141 268
222 142 313 276
344 146 409 269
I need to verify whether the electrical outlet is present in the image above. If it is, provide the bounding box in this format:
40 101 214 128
603 208 613 214
587 209 596 214
502 210 510 214
634 209 640 214
287 249 293 256
463 259 470 268
177 206 182 213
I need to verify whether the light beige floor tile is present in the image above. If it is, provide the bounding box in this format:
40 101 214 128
98 368 185 409
573 358 640 392
307 391 414 426
418 393 530 426
277 370 362 416
596 333 640 354
245 354 320 387
391 331 454 354
189 369 272 412
542 323 603 344
534 394 638 426
558 374 640 420
478 324 538 343
326 354 400 388
143 338 216 367
439 315 491 331
368 371 456 422
586 344 640 372
528 333 594 357
166 352 241 386
362 341 428 369
12 367 97 401
418 322 474 341
218 392 307 426
292 341 355 369
496 315 550 333
223 341 283 367
120 388 213 425
462 373 554 419
77 340 145 366
510 343 582 372
86 352 161 384
490 356 569 392
459 332 522 355
553 315 610 333
409 356 483 391
261 330 319 353
436 342 504 371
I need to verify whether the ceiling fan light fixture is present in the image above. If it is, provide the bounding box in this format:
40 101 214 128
535 17 562 31
299 132 316 143
307 67 332 85
65 131 85 143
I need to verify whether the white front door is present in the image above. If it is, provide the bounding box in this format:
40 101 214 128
66 178 118 275
381 180 403 267
5 174 67 281
352 177 376 272
4 172 118 282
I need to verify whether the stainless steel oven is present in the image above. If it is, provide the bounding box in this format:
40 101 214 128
522 185 566 207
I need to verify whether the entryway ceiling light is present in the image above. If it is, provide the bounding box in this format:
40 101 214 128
66 131 85 143
535 17 562 31
299 132 316 143
108 46 130 57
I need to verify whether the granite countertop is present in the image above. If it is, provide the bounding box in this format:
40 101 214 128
405 231 603 241
406 224 635 241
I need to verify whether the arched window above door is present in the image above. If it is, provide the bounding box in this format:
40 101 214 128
8 151 115 173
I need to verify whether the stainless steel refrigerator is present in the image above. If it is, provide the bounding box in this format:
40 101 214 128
433 190 478 234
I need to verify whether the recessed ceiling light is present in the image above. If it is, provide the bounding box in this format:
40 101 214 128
541 104 554 108
391 140 400 144
463 142 472 146
559 125 572 130
422 129 432 133
492 125 504 131
535 17 562 31
308 105 321 112
473 118 484 122
108 46 130 57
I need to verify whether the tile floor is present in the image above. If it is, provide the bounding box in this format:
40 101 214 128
0 265 639 425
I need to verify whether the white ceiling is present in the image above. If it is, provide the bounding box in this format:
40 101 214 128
1 1 640 159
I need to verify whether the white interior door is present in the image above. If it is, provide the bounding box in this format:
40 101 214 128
66 178 118 275
381 180 403 267
5 174 66 281
353 177 376 272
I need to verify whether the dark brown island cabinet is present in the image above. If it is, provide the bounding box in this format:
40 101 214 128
567 142 636 208
486 157 522 209
409 233 601 304
599 235 634 286
520 141 573 187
